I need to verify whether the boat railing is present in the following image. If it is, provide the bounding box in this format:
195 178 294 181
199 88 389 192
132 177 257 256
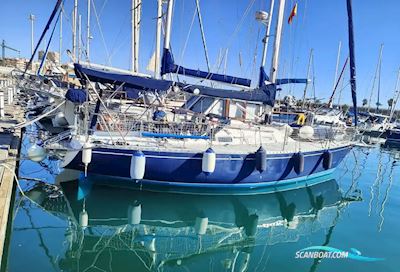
91 112 352 145
93 113 214 138
43 129 73 148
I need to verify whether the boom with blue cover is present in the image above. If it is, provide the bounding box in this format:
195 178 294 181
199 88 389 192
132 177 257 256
161 48 252 87
275 78 308 85
74 64 173 92
259 67 307 86
180 83 276 106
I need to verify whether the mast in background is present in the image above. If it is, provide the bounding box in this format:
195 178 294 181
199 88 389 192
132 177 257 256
269 0 286 83
302 48 313 108
389 68 400 121
131 0 141 73
224 48 229 74
367 44 383 112
72 0 78 61
29 14 35 56
86 0 91 60
78 14 82 62
59 7 62 64
346 0 358 126
376 44 384 111
332 41 342 94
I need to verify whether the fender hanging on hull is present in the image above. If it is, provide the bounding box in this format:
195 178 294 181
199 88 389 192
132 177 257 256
62 145 351 187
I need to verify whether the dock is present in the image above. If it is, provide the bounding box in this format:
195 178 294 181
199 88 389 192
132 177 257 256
0 76 24 267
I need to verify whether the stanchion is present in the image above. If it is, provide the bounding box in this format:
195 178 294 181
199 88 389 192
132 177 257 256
7 88 12 105
0 92 5 118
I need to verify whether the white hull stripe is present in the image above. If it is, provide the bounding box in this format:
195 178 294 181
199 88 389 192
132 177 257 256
386 139 400 143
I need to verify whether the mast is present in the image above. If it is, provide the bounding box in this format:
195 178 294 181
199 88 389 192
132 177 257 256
269 0 286 83
367 44 383 112
302 48 313 108
164 0 174 52
389 68 400 121
154 0 163 78
78 14 82 62
86 0 91 60
59 8 62 64
332 41 342 93
328 57 349 108
29 14 35 56
137 0 142 69
376 44 383 111
24 0 63 74
131 0 141 73
224 48 229 74
346 0 358 126
260 0 275 68
72 0 78 61
195 0 211 73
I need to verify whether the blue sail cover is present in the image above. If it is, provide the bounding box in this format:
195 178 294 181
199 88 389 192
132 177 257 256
180 83 276 106
74 64 173 92
74 63 276 106
258 67 269 87
161 48 252 87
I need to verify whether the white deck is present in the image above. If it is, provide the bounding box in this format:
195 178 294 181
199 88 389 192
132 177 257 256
83 131 351 155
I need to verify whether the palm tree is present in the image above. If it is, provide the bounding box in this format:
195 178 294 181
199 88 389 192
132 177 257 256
362 98 368 107
342 104 349 113
363 98 368 110
388 98 394 110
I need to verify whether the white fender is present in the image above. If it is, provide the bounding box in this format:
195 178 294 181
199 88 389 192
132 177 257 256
27 144 46 162
128 204 142 225
53 111 68 127
202 148 216 174
194 216 208 235
130 151 146 180
82 141 92 176
79 210 89 228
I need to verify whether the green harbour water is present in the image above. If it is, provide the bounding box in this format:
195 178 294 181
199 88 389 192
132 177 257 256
3 145 400 272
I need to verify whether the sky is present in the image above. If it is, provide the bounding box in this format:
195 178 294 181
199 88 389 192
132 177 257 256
1 0 400 107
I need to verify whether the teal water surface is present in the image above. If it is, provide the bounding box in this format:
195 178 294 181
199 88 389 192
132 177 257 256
4 145 400 272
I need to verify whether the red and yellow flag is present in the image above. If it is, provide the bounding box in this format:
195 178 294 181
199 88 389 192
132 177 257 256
288 3 298 24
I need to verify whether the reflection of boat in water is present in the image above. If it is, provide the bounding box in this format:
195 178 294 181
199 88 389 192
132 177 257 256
383 129 400 148
25 176 361 271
